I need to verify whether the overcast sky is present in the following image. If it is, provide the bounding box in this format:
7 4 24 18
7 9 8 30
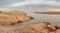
0 0 60 12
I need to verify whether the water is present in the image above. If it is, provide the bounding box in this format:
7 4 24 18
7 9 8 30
14 12 60 27
25 12 60 27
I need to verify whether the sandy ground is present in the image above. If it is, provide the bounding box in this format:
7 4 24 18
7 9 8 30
0 12 60 33
0 25 21 33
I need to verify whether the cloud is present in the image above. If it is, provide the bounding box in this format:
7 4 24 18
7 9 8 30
8 0 43 7
8 2 28 7
0 8 10 11
49 9 60 11
0 0 25 6
55 0 60 2
8 0 60 7
0 0 60 11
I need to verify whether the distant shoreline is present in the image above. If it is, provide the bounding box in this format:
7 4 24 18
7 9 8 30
34 12 60 14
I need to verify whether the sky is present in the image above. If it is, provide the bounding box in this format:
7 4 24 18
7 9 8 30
0 0 60 12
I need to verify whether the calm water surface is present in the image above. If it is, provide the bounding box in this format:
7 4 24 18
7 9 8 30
15 12 60 27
